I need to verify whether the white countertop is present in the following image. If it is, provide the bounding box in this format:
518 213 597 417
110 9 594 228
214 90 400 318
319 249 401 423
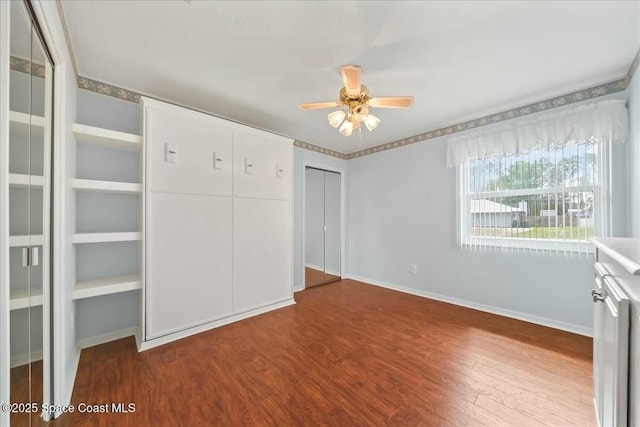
592 237 640 276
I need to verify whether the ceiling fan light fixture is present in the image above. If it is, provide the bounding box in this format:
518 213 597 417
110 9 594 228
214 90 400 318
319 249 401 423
328 110 346 128
339 119 353 136
364 114 380 132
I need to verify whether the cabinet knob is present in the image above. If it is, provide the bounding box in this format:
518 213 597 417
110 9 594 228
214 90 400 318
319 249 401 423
591 290 605 303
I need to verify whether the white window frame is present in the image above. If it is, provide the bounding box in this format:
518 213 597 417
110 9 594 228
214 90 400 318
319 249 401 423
456 142 612 254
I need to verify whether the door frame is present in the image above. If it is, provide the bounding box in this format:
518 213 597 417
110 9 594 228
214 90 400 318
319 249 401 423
301 161 346 290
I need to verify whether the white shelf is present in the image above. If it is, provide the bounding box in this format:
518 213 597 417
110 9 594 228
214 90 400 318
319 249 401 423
72 232 142 244
71 179 142 194
72 274 141 300
72 123 141 151
9 173 44 188
10 288 44 311
9 235 44 247
10 111 45 137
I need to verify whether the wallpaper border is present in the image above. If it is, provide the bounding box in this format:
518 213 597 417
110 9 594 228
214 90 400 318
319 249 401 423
54 2 639 161
345 77 628 160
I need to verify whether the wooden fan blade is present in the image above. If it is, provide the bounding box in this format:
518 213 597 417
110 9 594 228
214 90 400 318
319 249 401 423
369 97 414 108
298 102 340 110
341 65 361 96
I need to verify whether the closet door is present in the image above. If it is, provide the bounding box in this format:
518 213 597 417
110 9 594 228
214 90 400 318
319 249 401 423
323 171 341 280
5 1 53 424
145 101 233 339
304 168 325 286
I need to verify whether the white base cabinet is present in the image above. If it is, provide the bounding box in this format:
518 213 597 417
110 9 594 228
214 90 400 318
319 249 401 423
592 238 640 427
141 98 293 348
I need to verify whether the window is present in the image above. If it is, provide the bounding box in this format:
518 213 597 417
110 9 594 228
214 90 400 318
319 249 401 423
448 100 628 254
459 140 603 253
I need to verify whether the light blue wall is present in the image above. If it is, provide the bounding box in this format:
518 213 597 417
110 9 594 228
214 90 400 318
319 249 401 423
346 135 596 334
345 94 631 335
629 62 640 237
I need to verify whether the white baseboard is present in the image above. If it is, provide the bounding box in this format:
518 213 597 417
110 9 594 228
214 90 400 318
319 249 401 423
293 286 305 293
138 298 296 351
304 263 324 271
58 350 81 418
10 349 43 368
346 274 593 337
77 327 137 350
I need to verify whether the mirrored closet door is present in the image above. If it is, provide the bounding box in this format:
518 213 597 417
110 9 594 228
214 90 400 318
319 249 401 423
304 167 341 288
6 1 53 425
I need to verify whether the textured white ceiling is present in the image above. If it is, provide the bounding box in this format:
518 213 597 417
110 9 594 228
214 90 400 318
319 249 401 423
60 1 639 154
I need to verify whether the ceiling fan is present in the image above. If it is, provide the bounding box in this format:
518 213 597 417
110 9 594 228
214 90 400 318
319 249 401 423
299 65 414 137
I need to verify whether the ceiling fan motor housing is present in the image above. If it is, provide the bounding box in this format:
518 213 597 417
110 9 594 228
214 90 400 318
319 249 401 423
340 85 371 112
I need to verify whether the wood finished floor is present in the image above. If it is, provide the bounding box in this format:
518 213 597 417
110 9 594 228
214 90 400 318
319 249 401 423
304 267 340 288
52 279 595 426
10 360 43 427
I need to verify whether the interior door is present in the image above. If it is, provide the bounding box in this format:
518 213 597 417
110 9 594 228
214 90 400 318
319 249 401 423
304 167 341 288
7 1 52 424
323 171 341 282
304 168 325 287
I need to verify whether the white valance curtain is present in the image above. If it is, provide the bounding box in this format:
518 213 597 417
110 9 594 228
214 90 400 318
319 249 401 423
446 100 629 167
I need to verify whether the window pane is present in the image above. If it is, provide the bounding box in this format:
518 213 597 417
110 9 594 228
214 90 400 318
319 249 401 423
465 141 598 249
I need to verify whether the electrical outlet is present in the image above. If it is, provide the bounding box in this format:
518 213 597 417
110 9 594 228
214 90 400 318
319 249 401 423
410 264 417 274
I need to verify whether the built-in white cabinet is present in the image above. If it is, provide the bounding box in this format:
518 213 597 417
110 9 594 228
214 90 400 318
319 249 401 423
592 238 640 427
146 192 233 338
233 129 291 200
233 198 292 312
141 98 293 348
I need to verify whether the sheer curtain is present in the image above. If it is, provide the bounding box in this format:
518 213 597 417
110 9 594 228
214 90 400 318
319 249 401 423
447 100 628 167
448 100 629 255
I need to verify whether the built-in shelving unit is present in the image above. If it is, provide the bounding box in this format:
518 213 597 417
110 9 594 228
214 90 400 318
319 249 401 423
10 288 44 311
9 173 45 188
71 114 143 349
71 178 141 194
9 235 45 247
72 123 141 151
9 110 45 135
71 232 142 244
71 275 141 300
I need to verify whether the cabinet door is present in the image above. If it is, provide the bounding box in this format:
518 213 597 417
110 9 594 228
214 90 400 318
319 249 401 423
233 198 292 312
146 192 232 339
592 264 606 423
233 130 291 200
600 276 629 427
630 307 639 427
146 104 232 197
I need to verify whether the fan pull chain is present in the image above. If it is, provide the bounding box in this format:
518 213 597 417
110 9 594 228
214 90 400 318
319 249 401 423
358 126 363 146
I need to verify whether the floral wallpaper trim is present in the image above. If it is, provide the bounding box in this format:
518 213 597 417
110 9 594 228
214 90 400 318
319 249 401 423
77 76 141 103
293 140 348 159
10 56 46 78
625 48 640 87
53 0 639 161
346 78 627 160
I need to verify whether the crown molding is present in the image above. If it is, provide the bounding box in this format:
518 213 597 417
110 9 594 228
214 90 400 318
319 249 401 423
53 2 639 161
